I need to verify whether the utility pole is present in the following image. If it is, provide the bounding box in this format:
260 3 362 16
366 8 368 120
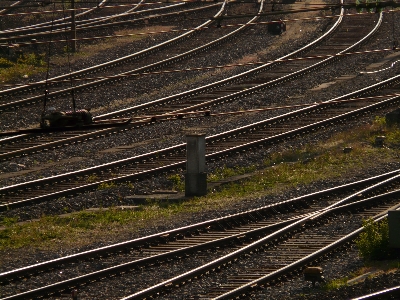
70 0 76 52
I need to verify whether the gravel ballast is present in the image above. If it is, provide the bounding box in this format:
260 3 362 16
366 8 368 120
1 2 400 299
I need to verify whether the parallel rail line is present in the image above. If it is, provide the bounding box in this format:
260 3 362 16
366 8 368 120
2 170 400 299
0 7 361 160
125 180 400 299
1 72 400 210
0 2 222 100
0 2 198 43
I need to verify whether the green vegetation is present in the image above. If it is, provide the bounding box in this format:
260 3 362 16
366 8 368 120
208 165 257 182
168 174 184 191
0 217 18 227
323 277 348 290
1 116 400 251
86 174 98 183
0 53 46 83
97 181 118 190
355 218 393 261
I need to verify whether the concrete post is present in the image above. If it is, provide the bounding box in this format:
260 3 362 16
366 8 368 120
185 134 207 197
388 210 400 248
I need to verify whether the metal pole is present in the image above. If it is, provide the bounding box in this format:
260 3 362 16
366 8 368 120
71 0 76 52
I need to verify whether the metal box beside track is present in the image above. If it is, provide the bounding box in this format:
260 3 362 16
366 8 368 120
388 210 400 248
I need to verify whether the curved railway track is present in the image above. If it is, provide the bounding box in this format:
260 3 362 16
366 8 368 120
0 1 265 152
0 0 121 37
1 70 400 210
1 2 400 299
0 4 232 104
0 7 381 160
0 1 195 43
0 0 164 36
2 7 400 209
1 169 399 299
0 1 222 100
0 0 107 31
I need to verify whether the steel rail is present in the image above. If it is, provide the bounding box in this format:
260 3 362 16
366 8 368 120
0 3 222 102
0 8 393 209
351 286 400 299
95 8 345 120
0 0 25 14
0 217 305 300
0 0 262 202
142 10 381 119
73 2 185 28
0 2 269 153
0 2 193 42
0 0 110 35
2 167 398 282
119 178 400 299
0 4 342 154
1 74 399 211
214 207 400 300
3 172 400 299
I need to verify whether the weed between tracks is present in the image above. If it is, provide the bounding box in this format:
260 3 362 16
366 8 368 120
1 117 400 252
0 54 46 83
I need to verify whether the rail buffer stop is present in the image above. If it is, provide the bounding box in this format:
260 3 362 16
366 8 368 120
185 134 207 197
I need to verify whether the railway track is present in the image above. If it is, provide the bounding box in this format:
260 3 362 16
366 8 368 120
0 1 221 100
0 8 397 193
0 0 130 37
0 0 106 33
0 1 266 153
0 1 195 43
0 7 380 160
1 169 399 299
121 173 400 299
352 286 400 300
1 70 399 210
0 0 26 15
1 2 399 299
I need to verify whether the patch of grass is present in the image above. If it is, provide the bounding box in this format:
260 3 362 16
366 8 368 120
0 58 14 68
0 217 18 227
208 165 257 182
86 174 98 183
355 218 395 261
323 277 348 290
168 174 184 191
0 53 46 83
97 181 118 190
363 260 400 271
0 207 171 249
